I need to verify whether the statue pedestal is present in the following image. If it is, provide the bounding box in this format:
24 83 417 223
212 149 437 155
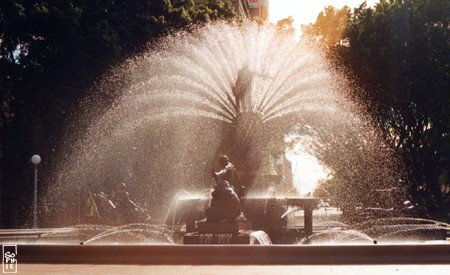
183 221 253 244
183 232 251 244
197 221 251 234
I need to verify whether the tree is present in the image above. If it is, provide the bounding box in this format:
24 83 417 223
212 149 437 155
302 5 351 49
305 0 449 218
0 0 238 227
276 16 295 36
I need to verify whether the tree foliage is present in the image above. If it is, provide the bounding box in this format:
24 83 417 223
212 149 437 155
276 16 295 35
0 0 237 227
304 0 449 218
302 5 351 48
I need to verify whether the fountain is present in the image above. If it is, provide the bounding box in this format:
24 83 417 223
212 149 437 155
0 21 448 269
27 21 446 247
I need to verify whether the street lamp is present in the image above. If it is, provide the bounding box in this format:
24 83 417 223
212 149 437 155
31 154 41 229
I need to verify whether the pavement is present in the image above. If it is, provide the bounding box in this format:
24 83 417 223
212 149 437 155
18 264 450 275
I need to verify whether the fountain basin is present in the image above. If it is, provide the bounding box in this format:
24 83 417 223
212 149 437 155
166 197 320 243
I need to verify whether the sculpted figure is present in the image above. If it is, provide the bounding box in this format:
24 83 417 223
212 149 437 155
212 155 245 198
205 180 242 223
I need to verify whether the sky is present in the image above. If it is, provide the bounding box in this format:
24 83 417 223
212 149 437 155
269 0 378 33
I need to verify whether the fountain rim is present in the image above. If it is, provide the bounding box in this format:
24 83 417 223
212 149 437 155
18 244 450 265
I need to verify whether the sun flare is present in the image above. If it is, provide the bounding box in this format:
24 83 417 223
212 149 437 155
269 0 378 34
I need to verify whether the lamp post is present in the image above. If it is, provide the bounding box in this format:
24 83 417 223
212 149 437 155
31 154 41 229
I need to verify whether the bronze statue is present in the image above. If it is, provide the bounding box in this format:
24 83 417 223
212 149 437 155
205 180 242 223
212 155 245 198
205 155 247 223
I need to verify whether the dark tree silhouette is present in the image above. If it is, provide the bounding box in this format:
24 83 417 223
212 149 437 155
304 0 449 219
0 0 237 228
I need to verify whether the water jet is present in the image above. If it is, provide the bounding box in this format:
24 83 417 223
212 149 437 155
26 21 445 247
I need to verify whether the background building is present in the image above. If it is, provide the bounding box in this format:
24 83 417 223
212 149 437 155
194 0 251 17
233 0 251 17
194 0 269 20
248 0 269 20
